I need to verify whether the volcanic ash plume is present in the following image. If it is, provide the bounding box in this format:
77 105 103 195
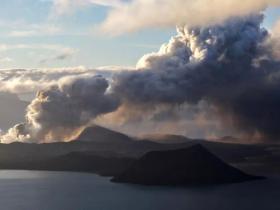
2 14 280 143
110 14 280 141
1 75 119 143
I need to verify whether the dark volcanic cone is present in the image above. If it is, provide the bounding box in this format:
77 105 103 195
112 144 262 186
75 125 132 143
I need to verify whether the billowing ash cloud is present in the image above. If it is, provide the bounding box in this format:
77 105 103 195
111 14 280 140
116 15 267 106
1 75 119 143
2 14 280 143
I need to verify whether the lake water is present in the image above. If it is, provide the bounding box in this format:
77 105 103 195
0 170 279 210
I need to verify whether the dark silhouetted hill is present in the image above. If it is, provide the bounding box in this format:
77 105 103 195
75 125 133 143
112 144 261 186
0 125 279 176
140 134 191 144
0 151 134 177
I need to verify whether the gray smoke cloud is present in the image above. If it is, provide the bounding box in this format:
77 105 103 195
110 14 280 141
1 75 119 143
2 14 280 143
113 15 267 104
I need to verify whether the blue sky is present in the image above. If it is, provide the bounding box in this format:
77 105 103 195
0 0 279 69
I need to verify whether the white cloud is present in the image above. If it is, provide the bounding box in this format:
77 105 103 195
0 67 118 94
51 0 125 16
39 48 77 64
0 19 62 37
0 43 76 55
99 0 280 35
8 25 61 37
268 18 280 60
272 18 280 36
0 43 77 66
0 57 13 63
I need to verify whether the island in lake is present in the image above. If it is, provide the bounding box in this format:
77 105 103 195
112 144 261 186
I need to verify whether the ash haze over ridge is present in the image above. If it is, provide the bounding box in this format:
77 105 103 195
1 6 280 143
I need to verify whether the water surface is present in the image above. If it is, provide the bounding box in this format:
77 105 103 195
0 170 278 210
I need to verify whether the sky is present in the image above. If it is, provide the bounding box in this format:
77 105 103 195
0 0 280 142
0 0 279 69
0 0 175 69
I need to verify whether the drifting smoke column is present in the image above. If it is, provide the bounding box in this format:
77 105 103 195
111 14 280 141
1 75 119 143
2 14 280 143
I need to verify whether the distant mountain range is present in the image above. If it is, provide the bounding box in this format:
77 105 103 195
0 124 279 186
140 134 191 144
75 125 133 143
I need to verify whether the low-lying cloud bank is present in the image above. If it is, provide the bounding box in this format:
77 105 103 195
1 12 280 143
0 67 117 95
